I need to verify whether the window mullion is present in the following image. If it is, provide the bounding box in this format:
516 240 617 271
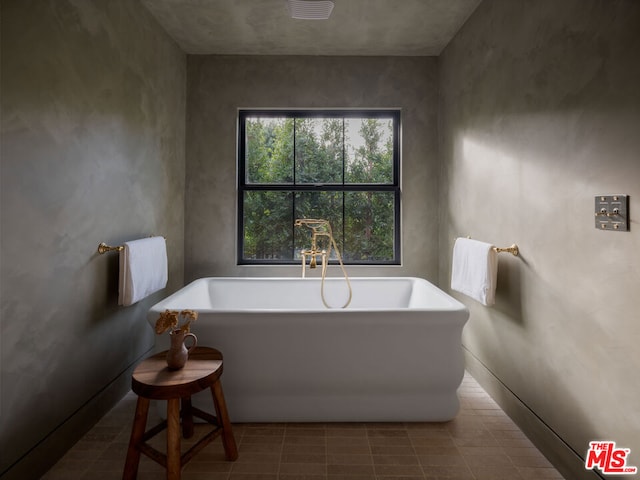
293 117 297 185
292 118 297 258
341 118 346 256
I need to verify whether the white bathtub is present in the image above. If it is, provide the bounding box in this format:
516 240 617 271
147 277 469 422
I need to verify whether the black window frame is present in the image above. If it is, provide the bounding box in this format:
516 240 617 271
237 109 401 265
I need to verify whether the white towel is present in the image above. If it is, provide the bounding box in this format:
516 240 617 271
451 237 498 306
118 236 168 306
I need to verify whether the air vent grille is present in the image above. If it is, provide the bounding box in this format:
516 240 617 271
286 0 334 20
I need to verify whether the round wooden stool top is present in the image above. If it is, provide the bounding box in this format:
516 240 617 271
132 347 223 400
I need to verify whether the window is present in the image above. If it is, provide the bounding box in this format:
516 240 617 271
238 109 400 265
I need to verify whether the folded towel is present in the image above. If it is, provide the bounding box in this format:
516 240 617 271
451 237 498 306
118 236 168 306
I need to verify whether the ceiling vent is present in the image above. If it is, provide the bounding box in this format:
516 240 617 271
286 0 334 20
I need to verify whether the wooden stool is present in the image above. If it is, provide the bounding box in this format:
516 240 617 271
123 347 238 480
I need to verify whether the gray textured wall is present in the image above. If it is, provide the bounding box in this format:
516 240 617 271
4 1 640 478
439 0 640 476
0 0 185 477
185 55 439 281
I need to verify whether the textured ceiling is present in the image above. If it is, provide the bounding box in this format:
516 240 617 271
140 0 482 56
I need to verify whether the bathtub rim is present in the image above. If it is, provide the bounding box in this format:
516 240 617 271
148 276 469 315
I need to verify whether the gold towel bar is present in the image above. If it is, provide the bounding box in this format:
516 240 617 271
97 242 124 254
457 237 519 257
97 236 165 255
493 244 519 256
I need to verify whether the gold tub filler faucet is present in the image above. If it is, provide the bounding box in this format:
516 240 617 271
294 218 352 309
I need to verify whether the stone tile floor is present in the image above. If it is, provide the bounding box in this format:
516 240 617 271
42 372 565 479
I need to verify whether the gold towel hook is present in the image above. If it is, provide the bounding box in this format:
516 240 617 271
97 242 124 254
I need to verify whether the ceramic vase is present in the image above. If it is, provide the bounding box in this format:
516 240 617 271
166 329 197 370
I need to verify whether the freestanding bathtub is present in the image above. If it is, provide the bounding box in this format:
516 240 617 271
147 277 469 422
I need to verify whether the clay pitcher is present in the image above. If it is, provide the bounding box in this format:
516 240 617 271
166 329 197 370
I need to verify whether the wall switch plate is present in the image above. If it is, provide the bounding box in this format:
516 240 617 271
595 195 629 231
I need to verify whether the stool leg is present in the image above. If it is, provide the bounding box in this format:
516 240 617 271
123 396 150 480
181 396 194 439
167 398 182 480
211 381 238 461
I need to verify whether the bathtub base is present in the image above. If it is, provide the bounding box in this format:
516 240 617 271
176 390 460 423
233 392 458 423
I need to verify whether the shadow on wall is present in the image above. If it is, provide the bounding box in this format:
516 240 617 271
493 254 525 326
463 249 639 475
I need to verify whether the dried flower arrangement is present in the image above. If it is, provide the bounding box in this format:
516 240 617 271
155 309 198 335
